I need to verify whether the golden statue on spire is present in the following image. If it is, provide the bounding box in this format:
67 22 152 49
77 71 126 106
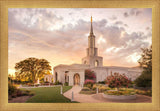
91 16 92 23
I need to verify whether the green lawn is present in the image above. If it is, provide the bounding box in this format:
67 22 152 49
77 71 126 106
21 86 78 103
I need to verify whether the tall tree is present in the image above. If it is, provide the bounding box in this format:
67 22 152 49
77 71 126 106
138 45 152 73
15 57 51 83
135 46 152 87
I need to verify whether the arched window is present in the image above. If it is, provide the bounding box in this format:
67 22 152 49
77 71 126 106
95 60 99 67
84 61 87 64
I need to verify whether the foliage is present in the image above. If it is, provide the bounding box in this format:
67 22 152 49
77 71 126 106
81 87 91 91
138 46 152 73
135 89 152 96
8 82 17 96
104 89 135 96
8 82 34 99
92 84 112 93
84 79 95 84
135 71 152 87
15 57 51 83
80 87 96 95
79 90 96 95
98 81 105 84
105 73 131 91
54 80 62 85
84 79 95 89
85 69 96 80
135 46 152 87
64 82 68 86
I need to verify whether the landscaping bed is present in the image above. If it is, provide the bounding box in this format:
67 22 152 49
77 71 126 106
79 87 96 95
103 88 136 100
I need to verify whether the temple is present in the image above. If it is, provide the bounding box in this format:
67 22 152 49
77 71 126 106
45 17 143 86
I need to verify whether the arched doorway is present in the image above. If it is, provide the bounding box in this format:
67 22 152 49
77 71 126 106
73 73 80 85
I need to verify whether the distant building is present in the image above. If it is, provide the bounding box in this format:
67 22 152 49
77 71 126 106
53 16 142 86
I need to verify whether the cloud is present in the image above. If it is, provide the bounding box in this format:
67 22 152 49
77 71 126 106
8 8 152 71
114 21 123 25
124 12 129 17
123 8 142 17
109 15 117 20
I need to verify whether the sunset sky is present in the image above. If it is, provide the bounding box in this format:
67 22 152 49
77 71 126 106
8 8 152 75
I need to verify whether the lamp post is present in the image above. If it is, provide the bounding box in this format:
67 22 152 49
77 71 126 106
96 87 99 94
61 85 63 94
71 91 74 102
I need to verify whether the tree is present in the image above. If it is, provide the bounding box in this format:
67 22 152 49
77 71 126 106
105 73 131 91
138 46 152 73
135 46 152 87
15 57 51 83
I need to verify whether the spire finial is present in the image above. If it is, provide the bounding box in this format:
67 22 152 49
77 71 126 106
91 16 92 23
90 16 93 35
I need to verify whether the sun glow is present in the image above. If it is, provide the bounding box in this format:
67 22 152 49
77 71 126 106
97 35 106 44
126 53 141 63
120 31 125 38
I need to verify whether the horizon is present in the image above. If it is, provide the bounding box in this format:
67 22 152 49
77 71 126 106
8 8 152 75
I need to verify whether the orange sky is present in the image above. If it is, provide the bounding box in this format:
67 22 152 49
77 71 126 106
8 8 152 75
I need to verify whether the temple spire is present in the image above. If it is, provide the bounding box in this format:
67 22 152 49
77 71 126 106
90 16 93 35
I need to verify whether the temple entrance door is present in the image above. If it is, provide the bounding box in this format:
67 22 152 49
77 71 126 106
74 74 80 85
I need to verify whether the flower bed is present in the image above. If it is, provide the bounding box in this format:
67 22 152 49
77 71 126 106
79 87 96 95
102 93 136 100
103 88 136 100
8 82 35 100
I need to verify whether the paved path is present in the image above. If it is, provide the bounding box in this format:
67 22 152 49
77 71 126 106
63 86 152 103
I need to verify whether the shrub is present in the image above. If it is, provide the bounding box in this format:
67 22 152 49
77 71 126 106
85 69 96 80
64 82 68 86
84 84 92 89
79 91 96 95
11 93 17 98
98 86 108 93
44 81 50 83
98 81 105 84
84 79 95 89
35 84 40 87
54 80 62 85
29 92 35 96
81 87 91 91
104 88 136 96
105 73 131 91
8 82 17 96
134 71 152 87
16 89 23 97
84 79 95 84
135 89 152 96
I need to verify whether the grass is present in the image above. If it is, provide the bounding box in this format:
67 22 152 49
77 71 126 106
21 86 78 103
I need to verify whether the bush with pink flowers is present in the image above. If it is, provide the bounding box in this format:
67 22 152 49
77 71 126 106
85 69 96 80
84 79 95 89
105 73 131 91
84 79 95 84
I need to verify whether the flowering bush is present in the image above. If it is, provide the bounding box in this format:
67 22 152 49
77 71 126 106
105 73 131 91
84 79 95 89
84 79 95 84
85 69 96 80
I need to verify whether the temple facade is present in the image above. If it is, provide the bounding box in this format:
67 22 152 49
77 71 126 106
52 17 143 86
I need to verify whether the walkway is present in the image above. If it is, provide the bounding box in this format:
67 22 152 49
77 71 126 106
63 86 152 103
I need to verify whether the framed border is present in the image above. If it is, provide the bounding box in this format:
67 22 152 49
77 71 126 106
0 0 160 111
